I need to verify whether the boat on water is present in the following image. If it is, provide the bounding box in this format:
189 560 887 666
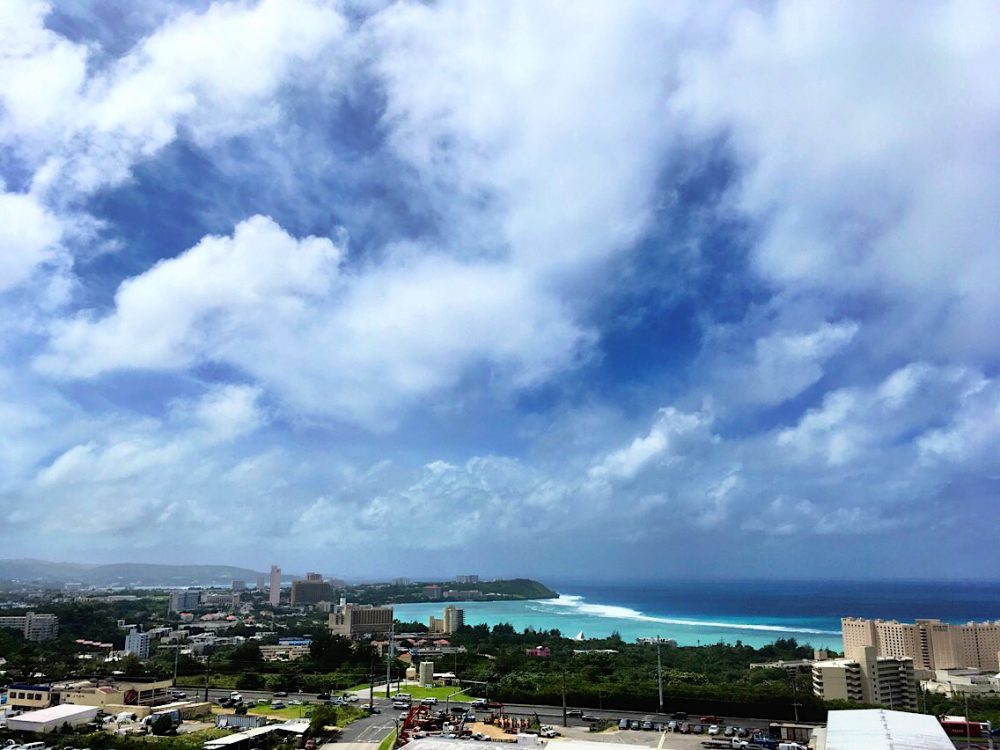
574 631 585 641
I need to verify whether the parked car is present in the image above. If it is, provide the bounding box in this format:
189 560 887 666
618 719 629 730
693 724 704 735
709 725 720 736
641 721 654 731
421 697 438 705
701 715 724 725
271 701 286 709
289 700 303 706
667 720 677 731
738 727 750 738
724 726 736 737
629 720 640 730
679 723 691 734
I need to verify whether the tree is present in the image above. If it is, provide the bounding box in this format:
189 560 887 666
309 704 339 735
310 633 354 669
236 671 264 690
231 641 263 667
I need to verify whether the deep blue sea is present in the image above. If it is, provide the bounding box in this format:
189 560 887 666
394 580 1000 650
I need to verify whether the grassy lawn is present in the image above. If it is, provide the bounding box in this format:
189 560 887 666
386 685 476 701
246 704 316 720
378 729 397 750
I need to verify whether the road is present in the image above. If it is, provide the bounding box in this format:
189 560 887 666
194 685 780 743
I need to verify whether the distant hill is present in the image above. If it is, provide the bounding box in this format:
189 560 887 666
0 559 264 586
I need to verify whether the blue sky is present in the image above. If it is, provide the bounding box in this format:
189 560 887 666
1 0 999 581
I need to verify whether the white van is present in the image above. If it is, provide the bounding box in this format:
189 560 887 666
21 742 46 750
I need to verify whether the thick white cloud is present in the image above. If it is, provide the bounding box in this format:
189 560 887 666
0 0 88 146
2 0 1000 573
3 0 348 199
39 215 343 374
38 216 591 427
0 191 62 291
369 1 705 279
588 407 715 482
674 0 1000 360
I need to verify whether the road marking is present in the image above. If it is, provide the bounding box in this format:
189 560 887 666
657 731 667 750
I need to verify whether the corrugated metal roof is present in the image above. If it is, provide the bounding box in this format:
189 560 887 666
825 709 953 750
8 704 98 723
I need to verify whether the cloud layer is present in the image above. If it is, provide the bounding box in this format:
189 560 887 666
1 0 998 578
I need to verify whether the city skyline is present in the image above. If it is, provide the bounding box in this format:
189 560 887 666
1 1 999 579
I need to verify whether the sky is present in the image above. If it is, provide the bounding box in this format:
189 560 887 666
1 0 999 581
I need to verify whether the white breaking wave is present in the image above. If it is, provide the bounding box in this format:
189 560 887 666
541 593 839 635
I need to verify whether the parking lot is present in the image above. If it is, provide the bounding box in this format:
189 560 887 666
549 725 742 750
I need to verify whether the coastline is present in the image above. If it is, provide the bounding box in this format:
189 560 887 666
394 592 845 650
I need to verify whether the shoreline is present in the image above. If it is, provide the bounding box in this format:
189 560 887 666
393 592 846 650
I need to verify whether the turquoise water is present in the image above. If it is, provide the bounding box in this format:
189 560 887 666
394 593 845 650
395 579 1000 650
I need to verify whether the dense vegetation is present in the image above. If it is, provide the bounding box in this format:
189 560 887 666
348 578 557 605
12 594 1000 727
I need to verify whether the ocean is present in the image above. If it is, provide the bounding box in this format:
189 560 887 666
393 580 1000 650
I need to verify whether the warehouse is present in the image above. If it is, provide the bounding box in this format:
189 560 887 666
6 704 99 733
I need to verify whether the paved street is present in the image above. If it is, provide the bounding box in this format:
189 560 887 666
193 685 792 748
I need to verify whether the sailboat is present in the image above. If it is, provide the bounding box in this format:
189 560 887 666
574 630 585 641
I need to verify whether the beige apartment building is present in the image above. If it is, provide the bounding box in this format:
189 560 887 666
329 603 393 638
430 605 465 634
842 617 1000 671
812 645 918 711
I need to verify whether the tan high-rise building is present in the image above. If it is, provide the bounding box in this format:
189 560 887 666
841 617 1000 671
443 605 464 634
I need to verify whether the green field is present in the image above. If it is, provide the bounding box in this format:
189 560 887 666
247 704 316 719
387 685 476 701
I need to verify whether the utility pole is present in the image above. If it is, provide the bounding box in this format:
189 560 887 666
173 644 180 685
656 636 664 714
965 691 971 749
203 652 211 703
386 623 394 700
791 673 800 723
561 669 568 728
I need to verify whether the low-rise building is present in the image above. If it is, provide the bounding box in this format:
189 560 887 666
259 644 311 662
922 667 1000 696
54 677 174 711
6 704 99 733
5 683 54 711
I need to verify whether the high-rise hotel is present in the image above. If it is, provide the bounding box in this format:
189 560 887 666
841 617 1000 671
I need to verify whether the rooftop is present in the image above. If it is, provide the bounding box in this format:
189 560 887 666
820 709 953 750
9 704 99 723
